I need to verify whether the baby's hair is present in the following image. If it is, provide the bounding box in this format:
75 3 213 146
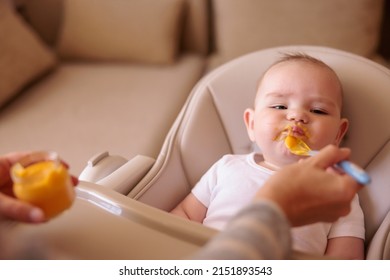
274 52 330 68
256 52 344 104
266 52 341 82
258 52 339 80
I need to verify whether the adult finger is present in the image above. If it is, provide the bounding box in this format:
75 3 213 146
0 193 45 223
71 176 79 187
338 175 364 202
307 145 351 170
1 152 31 168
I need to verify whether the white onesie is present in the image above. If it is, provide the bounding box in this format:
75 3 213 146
192 153 365 255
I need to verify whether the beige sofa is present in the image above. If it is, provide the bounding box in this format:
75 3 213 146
0 0 388 177
0 0 209 175
1 0 390 260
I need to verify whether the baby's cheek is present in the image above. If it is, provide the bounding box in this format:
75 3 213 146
308 133 332 149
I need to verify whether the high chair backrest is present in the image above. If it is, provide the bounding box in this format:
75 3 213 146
129 46 390 255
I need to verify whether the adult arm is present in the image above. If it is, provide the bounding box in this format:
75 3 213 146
192 200 291 259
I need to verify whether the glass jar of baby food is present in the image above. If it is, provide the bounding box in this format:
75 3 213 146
11 151 75 219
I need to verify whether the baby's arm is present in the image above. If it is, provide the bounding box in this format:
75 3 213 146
170 193 207 223
325 236 364 259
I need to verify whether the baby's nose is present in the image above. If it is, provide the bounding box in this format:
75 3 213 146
287 110 308 123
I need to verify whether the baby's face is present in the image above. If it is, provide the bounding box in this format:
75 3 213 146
244 60 348 167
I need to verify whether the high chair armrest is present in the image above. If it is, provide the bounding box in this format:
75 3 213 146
79 152 127 182
79 152 155 195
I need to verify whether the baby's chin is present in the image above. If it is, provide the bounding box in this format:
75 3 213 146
266 152 303 168
279 158 301 168
261 142 307 168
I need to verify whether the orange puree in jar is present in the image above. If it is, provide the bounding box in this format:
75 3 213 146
12 160 75 219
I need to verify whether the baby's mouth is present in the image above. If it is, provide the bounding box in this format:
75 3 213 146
290 126 306 137
274 124 310 141
274 124 312 156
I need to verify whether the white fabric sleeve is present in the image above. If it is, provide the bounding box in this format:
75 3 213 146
328 194 365 240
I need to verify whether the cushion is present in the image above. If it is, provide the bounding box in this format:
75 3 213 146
22 0 63 46
181 0 209 55
212 0 384 62
0 0 56 107
57 0 185 65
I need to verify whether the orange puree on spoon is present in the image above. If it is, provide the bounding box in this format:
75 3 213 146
284 135 312 156
275 125 312 156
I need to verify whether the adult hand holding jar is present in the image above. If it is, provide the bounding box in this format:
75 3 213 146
0 151 78 223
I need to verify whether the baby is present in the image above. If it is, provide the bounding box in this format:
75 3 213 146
171 53 365 259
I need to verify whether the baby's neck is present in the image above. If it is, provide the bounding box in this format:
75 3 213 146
254 153 292 171
258 160 281 171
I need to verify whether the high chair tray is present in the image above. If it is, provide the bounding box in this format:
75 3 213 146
4 181 369 260
5 182 216 260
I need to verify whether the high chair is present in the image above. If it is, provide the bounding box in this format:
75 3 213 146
116 45 390 259
7 46 390 259
129 45 390 259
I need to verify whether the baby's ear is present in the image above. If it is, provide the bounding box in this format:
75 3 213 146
243 108 256 142
335 118 349 145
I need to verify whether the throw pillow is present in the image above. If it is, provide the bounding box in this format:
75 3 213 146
212 0 384 62
0 0 56 107
57 0 185 64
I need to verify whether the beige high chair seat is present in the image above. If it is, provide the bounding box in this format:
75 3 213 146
122 45 390 259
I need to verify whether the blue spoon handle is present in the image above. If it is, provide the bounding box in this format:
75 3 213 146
308 151 371 185
337 160 371 185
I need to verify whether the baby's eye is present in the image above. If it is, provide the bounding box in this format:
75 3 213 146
311 108 328 115
271 105 287 110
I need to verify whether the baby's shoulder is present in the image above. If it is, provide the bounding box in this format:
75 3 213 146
217 153 252 167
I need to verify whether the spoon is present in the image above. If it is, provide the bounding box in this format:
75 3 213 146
284 135 371 185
